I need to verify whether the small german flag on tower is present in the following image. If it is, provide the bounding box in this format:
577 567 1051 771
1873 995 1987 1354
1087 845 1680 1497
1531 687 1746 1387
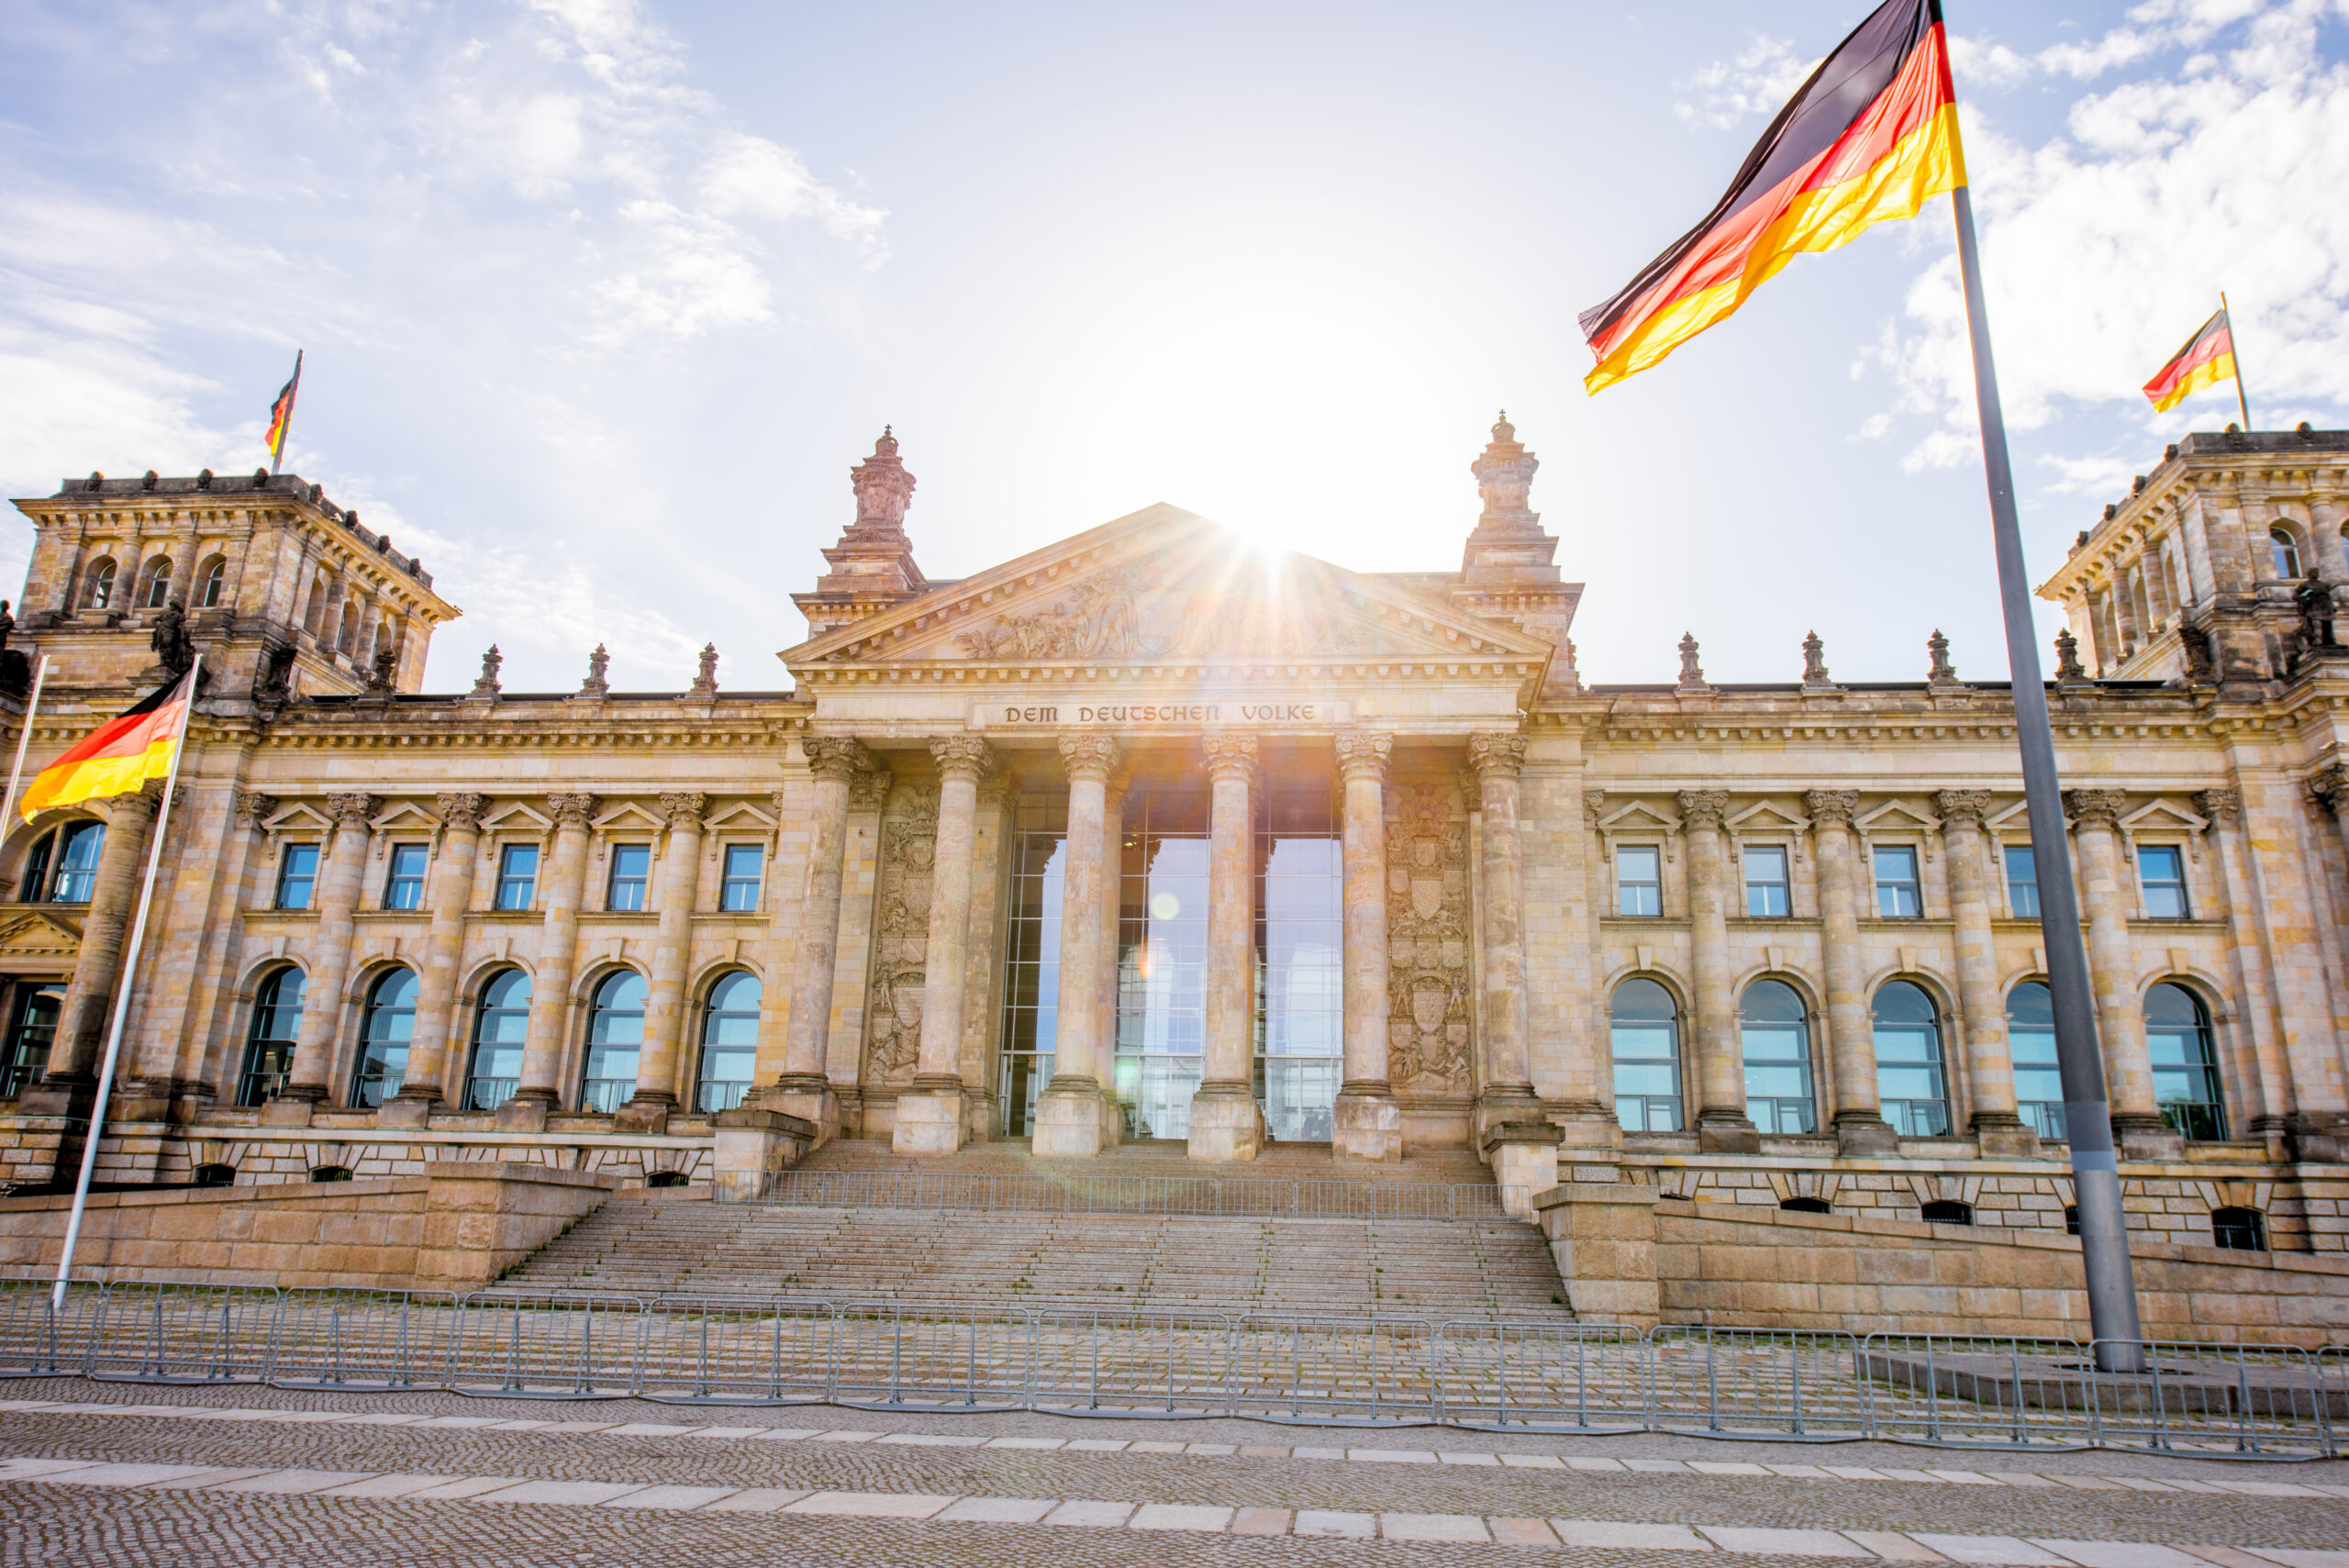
263 350 302 472
2142 307 2239 414
20 671 194 822
1578 0 1965 393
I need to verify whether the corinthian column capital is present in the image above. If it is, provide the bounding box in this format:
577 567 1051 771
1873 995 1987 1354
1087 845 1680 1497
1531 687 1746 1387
1057 733 1120 783
547 791 598 830
1805 788 1858 827
325 792 381 831
2198 785 2243 825
929 735 994 784
658 791 709 830
1333 729 1392 784
2064 788 2127 830
436 791 487 832
1934 788 1992 828
1675 789 1729 831
1201 732 1258 784
802 736 873 784
1466 731 1526 780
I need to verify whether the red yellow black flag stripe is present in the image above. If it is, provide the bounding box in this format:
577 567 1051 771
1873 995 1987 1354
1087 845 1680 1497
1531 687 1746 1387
21 672 193 822
2142 308 2237 413
264 350 302 467
1578 0 1965 393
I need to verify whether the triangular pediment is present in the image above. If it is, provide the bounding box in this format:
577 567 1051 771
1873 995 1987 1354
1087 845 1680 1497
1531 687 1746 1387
705 801 776 833
781 505 1555 673
369 802 440 834
1857 799 1940 834
590 802 663 835
1728 800 1809 835
1599 800 1681 835
2121 799 2208 835
262 803 332 836
482 802 551 834
0 911 81 955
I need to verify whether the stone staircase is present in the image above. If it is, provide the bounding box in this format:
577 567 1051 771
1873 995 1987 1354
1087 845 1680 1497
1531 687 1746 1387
509 1140 1570 1318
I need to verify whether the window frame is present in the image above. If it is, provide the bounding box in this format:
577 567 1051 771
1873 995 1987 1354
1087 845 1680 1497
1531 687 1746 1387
2002 843 2041 918
1871 843 1922 919
83 557 117 610
2136 841 2190 920
718 843 764 912
494 842 539 911
349 967 418 1108
1 982 63 1098
695 970 761 1114
2210 1206 2267 1251
1609 977 1684 1134
2006 979 2066 1142
273 840 320 911
580 969 647 1113
197 556 227 608
1614 843 1663 917
1741 843 1791 918
17 829 52 904
606 841 651 912
238 965 306 1107
1871 979 1952 1138
2271 527 2303 580
2145 981 2226 1141
381 842 429 911
139 554 173 609
50 820 106 906
464 968 531 1110
1739 978 1818 1136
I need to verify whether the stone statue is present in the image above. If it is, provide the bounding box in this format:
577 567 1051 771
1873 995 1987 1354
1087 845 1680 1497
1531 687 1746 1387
470 645 503 698
1927 628 1959 686
0 599 16 653
691 642 719 695
1676 631 1706 690
369 646 397 694
150 597 194 675
1800 629 1831 687
2296 575 2336 651
581 643 611 697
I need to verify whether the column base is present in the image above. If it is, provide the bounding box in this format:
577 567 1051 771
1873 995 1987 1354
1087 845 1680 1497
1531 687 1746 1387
1832 1110 1900 1156
2112 1112 2184 1162
1694 1108 1760 1154
1969 1110 2041 1160
1479 1120 1560 1215
374 1091 439 1129
17 1073 95 1121
963 1087 997 1144
1473 1084 1543 1154
1331 1083 1403 1163
495 1092 553 1133
766 1073 841 1147
1186 1081 1264 1162
262 1085 328 1129
613 1092 676 1135
893 1075 970 1154
1030 1076 1115 1158
712 1107 818 1200
2284 1112 2348 1163
1552 1099 1622 1152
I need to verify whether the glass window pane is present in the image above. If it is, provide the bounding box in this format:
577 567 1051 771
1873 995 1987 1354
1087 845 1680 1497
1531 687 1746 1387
1743 845 1789 917
2004 845 2042 917
274 842 317 911
1874 846 1920 917
496 845 538 910
1617 846 1661 917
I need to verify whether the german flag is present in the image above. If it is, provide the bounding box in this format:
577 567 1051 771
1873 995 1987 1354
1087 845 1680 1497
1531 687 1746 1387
1579 0 1965 393
2142 308 2236 413
20 673 193 823
263 350 302 466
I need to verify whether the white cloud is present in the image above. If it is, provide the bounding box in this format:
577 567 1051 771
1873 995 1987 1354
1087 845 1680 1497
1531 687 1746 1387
1674 36 1820 128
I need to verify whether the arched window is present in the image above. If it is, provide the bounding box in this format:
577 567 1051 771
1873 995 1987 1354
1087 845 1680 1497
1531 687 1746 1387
1873 980 1950 1137
309 1165 352 1183
238 967 305 1106
1609 977 1682 1132
645 1170 689 1189
1 983 62 1097
696 972 760 1114
139 554 173 608
303 574 327 636
2272 528 2303 580
1920 1199 1974 1226
350 967 417 1107
83 558 117 609
1780 1196 1831 1215
17 830 52 903
2211 1207 2266 1251
2146 982 2225 1140
197 556 227 609
581 970 645 1113
1740 979 1814 1134
339 599 360 656
50 821 106 904
192 1163 236 1187
2007 981 2065 1141
463 969 530 1110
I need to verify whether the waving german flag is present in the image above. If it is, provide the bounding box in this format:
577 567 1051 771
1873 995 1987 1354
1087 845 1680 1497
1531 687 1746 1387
1579 0 1965 393
21 673 193 822
2142 308 2237 413
263 350 301 468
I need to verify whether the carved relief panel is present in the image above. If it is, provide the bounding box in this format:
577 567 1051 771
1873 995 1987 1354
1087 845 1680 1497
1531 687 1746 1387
1386 780 1473 1094
863 782 939 1086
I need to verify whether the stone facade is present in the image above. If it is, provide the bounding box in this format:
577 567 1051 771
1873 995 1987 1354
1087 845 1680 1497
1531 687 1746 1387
1 421 2346 1275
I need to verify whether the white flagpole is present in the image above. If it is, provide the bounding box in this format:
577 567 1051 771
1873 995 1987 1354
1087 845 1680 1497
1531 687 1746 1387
50 657 198 1310
0 654 50 838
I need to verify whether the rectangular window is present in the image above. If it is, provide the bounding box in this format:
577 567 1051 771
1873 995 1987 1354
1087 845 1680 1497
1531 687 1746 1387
495 844 538 911
719 844 763 911
607 843 651 911
2139 844 2189 919
274 843 319 911
2004 844 2041 918
1742 845 1790 917
1873 845 1921 917
382 843 427 910
1616 845 1662 917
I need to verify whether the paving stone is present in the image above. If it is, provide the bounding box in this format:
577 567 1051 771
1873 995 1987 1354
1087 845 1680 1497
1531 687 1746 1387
1127 1441 1185 1454
984 1438 1066 1450
1043 1499 1135 1528
1128 1504 1232 1531
1499 1453 1564 1469
606 1423 698 1436
1828 1466 1893 1480
2243 1556 2349 1568
1382 1512 1490 1542
203 1469 376 1495
783 1489 954 1518
748 1428 820 1441
1295 1510 1377 1539
812 1429 883 1442
1629 1458 1691 1473
1490 1517 1560 1546
1553 1519 1714 1551
1986 1473 2060 1487
1230 1507 1290 1536
1352 1449 1439 1464
1928 1472 2001 1485
473 1479 650 1506
2210 1484 2328 1499
404 1476 529 1499
2056 1477 2131 1491
1183 1443 1236 1456
2171 1549 2283 1568
1690 1462 1771 1475
1847 1531 1950 1561
878 1433 984 1448
1701 1526 1874 1558
0 1459 96 1478
2026 1544 2211 1568
316 1473 464 1498
1767 1464 1835 1478
600 1485 740 1509
1239 1446 1288 1460
1565 1456 1627 1471
684 1427 765 1440
1290 1446 1347 1461
701 1487 813 1511
935 1496 1058 1523
1911 1534 2076 1564
42 1463 217 1486
1440 1451 1500 1466
1063 1440 1129 1452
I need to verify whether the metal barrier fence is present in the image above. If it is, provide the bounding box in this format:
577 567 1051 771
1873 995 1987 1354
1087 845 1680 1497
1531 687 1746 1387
0 1276 2341 1458
725 1170 1525 1220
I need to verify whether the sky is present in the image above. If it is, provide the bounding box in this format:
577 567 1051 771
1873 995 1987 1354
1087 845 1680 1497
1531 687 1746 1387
0 0 2343 693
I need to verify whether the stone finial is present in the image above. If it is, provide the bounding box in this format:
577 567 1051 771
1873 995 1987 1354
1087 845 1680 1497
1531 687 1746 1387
2303 767 2344 817
1466 732 1527 781
579 643 610 697
1934 788 1991 828
1927 629 1959 686
234 791 277 828
549 792 599 829
659 791 709 829
367 646 396 695
470 645 503 699
802 736 874 784
847 769 894 813
1800 630 1831 688
1676 632 1706 690
1805 788 1858 827
851 426 917 537
437 791 488 831
2064 788 2126 830
2198 786 2243 825
690 642 720 696
1333 729 1392 784
2053 628 2087 685
1201 732 1259 782
1057 733 1120 782
1560 637 1582 693
326 792 381 830
1675 789 1729 830
1470 411 1538 528
929 735 994 782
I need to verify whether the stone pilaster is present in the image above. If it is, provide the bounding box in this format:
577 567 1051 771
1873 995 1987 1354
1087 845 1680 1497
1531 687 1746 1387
1034 733 1119 1157
1332 730 1402 1163
383 791 485 1125
1936 790 2035 1157
1470 732 1554 1196
268 792 379 1124
507 791 596 1129
775 737 869 1143
24 786 161 1122
618 791 707 1133
896 736 992 1154
2202 786 2295 1152
1807 789 1894 1153
1683 790 1760 1153
2066 789 2177 1159
1191 733 1264 1161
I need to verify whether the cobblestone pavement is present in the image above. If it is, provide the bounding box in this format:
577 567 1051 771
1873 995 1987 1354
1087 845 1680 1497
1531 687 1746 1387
0 1380 2341 1567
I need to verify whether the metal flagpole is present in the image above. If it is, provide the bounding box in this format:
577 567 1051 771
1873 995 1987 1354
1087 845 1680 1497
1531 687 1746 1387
0 654 50 835
50 656 199 1311
2220 291 2252 430
1949 185 2144 1370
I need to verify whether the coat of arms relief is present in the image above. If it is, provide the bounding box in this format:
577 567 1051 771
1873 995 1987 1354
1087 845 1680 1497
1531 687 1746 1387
863 784 940 1085
1386 782 1473 1094
952 562 1407 662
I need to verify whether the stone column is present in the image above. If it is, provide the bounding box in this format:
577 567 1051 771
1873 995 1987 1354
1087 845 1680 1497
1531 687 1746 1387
2200 786 2294 1149
1033 734 1119 1157
1936 790 2035 1157
1332 730 1402 1162
1469 732 1554 1206
2066 789 2175 1158
267 792 379 1125
1096 767 1130 1146
618 791 707 1134
895 736 992 1154
775 738 868 1143
507 791 596 1129
1190 733 1264 1161
1807 789 1895 1152
382 791 485 1126
25 786 161 1119
1679 791 1758 1152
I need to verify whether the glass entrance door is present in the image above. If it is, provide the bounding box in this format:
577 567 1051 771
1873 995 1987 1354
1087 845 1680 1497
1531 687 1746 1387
1114 780 1209 1139
1256 781 1341 1141
997 791 1067 1136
